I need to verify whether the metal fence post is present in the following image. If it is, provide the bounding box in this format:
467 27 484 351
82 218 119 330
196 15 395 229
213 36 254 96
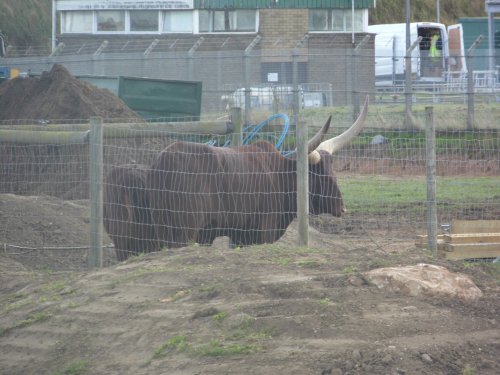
425 107 438 253
244 35 261 125
89 116 103 268
352 35 370 120
404 0 412 129
466 35 483 130
294 50 308 247
404 37 422 128
244 59 251 125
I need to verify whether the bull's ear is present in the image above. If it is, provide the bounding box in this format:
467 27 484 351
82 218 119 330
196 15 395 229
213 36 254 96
316 95 368 154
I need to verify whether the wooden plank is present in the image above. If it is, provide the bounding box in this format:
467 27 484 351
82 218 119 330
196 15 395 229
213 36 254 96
441 243 500 260
0 129 89 145
451 220 500 234
443 233 500 244
0 120 233 139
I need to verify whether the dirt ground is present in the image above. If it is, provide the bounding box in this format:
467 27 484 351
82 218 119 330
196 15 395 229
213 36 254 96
0 193 499 375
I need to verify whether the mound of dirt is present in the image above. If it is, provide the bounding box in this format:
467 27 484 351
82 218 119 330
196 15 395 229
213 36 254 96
0 193 499 375
0 64 143 121
0 193 115 271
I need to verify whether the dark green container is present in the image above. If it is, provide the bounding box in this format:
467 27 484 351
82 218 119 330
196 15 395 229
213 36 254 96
117 77 202 121
78 75 202 121
458 17 500 70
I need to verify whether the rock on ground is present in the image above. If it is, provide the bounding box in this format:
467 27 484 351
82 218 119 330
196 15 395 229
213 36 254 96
363 263 483 300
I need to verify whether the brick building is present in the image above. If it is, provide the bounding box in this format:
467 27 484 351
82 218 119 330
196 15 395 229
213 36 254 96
52 0 376 108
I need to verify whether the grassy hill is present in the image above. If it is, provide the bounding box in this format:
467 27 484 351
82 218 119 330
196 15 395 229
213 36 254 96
0 0 51 48
369 0 487 26
0 0 489 48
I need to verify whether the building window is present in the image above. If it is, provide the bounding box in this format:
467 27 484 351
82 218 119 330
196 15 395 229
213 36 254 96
309 9 365 32
163 11 193 32
130 11 158 32
62 11 93 33
199 10 256 32
97 11 126 32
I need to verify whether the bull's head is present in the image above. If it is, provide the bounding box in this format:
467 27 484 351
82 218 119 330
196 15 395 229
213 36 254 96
305 96 369 217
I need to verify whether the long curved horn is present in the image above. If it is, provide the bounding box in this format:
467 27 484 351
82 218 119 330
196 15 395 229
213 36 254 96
285 115 331 160
316 95 369 154
307 115 331 153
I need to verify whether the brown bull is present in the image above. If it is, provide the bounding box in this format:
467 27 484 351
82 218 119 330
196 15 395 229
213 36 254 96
147 97 369 248
103 164 161 261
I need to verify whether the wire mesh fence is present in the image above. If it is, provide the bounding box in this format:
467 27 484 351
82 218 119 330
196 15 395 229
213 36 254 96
2 41 499 110
0 45 499 269
1 107 499 269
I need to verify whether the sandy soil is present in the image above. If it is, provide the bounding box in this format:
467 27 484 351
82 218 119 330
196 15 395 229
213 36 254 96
0 194 498 375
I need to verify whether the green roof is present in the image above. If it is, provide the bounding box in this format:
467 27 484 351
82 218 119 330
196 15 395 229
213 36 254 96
194 0 375 9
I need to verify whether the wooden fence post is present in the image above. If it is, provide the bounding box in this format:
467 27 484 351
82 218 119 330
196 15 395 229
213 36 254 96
425 107 438 253
294 50 308 247
89 116 103 268
466 35 483 130
230 107 243 147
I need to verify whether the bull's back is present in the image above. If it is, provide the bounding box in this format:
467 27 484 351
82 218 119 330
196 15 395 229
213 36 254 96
148 141 295 246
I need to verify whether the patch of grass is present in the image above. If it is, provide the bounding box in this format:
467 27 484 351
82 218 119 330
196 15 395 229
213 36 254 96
462 364 477 375
195 339 257 357
168 290 191 302
297 259 322 269
462 262 500 284
319 297 331 305
340 176 500 215
52 359 90 375
2 298 33 314
38 294 62 303
199 284 217 293
153 335 188 359
273 258 291 265
234 316 254 331
224 314 271 341
40 267 54 275
127 252 147 261
212 311 228 323
109 265 175 287
197 284 221 299
0 311 52 336
67 302 80 309
149 324 267 363
483 263 500 281
342 266 358 274
367 258 391 269
230 329 272 341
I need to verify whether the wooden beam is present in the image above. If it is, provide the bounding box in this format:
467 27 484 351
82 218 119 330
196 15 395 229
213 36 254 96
443 233 500 244
442 243 500 260
0 120 235 145
451 220 500 234
0 120 234 138
0 129 89 144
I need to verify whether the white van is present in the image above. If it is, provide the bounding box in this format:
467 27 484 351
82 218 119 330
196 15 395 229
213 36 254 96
368 22 465 86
